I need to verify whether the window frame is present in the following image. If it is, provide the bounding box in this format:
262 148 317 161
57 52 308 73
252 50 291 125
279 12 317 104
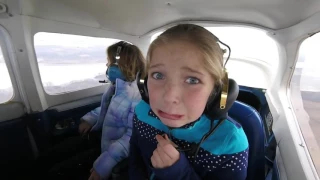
0 24 27 122
0 25 18 103
33 31 119 95
288 33 320 176
21 17 140 111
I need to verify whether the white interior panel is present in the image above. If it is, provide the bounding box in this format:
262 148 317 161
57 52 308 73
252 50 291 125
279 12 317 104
21 0 320 35
267 12 320 180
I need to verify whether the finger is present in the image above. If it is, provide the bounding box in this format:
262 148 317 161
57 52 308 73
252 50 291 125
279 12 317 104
154 149 165 165
156 134 170 147
151 154 157 168
162 143 180 159
151 149 164 168
94 172 100 180
84 127 90 134
151 153 161 168
156 145 172 163
88 174 93 180
90 168 93 173
79 127 85 135
78 125 83 134
164 134 169 140
90 173 98 180
164 134 178 148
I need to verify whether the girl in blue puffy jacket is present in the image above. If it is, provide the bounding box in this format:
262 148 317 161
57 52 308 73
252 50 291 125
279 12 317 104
79 41 146 180
40 41 145 180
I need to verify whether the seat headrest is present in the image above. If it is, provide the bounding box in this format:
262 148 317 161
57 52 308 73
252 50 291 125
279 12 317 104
205 79 239 120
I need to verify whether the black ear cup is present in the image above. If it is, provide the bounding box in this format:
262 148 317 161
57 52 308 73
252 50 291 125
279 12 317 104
206 85 221 110
137 73 149 103
205 78 239 120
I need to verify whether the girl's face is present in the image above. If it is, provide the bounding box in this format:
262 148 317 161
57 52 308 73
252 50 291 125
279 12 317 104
148 41 215 128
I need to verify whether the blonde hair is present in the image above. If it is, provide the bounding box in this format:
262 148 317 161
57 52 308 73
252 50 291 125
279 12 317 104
147 24 225 86
107 41 146 81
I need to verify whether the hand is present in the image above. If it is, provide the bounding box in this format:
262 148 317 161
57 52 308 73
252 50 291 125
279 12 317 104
88 168 101 180
78 120 92 135
151 134 180 169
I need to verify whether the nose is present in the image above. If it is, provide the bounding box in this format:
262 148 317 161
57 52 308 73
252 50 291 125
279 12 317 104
163 80 180 105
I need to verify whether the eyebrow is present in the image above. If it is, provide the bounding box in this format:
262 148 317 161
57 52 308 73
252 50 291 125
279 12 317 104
149 63 164 69
149 64 205 76
182 66 205 76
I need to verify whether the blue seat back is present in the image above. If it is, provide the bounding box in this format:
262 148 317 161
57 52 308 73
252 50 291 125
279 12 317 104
228 100 265 180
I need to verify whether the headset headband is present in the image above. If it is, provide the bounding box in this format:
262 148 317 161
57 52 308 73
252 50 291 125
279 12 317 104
115 46 122 64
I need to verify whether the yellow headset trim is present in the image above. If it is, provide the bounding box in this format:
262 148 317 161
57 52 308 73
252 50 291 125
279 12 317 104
220 68 229 109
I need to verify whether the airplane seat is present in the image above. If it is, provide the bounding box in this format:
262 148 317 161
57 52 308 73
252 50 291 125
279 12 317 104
0 117 35 179
210 78 265 180
228 100 265 180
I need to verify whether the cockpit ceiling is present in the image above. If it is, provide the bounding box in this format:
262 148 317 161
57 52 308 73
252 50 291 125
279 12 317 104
21 0 320 36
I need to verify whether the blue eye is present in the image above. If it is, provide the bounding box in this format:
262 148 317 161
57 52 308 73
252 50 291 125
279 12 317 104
151 72 164 80
185 77 200 84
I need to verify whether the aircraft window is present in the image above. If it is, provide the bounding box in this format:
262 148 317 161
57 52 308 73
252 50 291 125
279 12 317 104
290 32 320 174
151 26 279 89
0 45 14 103
34 32 121 95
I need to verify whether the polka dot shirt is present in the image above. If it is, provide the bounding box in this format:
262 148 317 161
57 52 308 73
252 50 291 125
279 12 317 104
132 111 249 177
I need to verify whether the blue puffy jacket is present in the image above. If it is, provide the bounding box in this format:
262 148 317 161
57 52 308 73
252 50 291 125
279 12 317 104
82 78 141 179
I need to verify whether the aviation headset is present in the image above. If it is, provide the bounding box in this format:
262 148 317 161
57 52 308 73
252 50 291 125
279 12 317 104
106 42 129 83
137 34 239 160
